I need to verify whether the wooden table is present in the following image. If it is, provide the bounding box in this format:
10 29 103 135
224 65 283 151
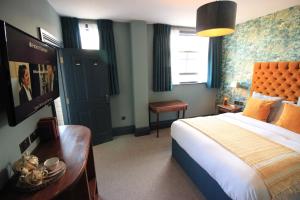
0 125 100 200
217 104 243 113
149 100 188 138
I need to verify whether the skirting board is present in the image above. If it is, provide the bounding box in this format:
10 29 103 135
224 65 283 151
134 127 150 137
112 125 135 136
149 116 213 130
93 131 113 145
112 119 179 137
150 119 176 130
112 125 150 137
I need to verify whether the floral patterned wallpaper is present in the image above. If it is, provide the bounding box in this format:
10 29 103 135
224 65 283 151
217 5 300 104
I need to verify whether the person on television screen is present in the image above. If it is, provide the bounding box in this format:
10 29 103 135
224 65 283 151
46 65 57 92
18 64 32 104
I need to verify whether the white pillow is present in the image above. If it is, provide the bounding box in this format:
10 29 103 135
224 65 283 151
252 92 283 122
252 91 264 99
271 101 297 123
252 91 283 101
298 97 300 106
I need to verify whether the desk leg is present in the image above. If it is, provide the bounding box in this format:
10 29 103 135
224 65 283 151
183 109 186 118
156 112 159 138
177 111 179 119
148 109 151 130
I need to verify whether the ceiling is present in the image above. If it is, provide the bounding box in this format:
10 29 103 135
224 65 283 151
48 0 300 27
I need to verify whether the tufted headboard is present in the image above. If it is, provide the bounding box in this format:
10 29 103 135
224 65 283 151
250 61 300 102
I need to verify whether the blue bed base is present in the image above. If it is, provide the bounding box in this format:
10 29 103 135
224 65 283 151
172 139 232 200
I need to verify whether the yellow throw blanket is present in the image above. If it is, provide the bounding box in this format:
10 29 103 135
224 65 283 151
180 116 300 199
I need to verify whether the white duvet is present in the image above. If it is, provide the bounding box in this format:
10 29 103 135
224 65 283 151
171 113 300 200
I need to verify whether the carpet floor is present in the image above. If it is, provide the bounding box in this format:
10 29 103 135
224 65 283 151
93 128 205 200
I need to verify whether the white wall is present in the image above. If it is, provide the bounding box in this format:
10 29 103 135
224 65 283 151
0 0 62 173
110 22 134 128
147 24 217 121
110 22 217 128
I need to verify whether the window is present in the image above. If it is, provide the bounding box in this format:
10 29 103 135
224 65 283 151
171 28 209 85
79 20 100 50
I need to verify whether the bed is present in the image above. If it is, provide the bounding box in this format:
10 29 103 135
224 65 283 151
171 61 300 200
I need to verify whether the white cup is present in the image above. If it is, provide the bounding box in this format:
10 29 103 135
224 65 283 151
44 157 59 171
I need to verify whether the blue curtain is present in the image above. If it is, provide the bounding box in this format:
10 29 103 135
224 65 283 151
97 19 120 96
60 17 81 48
207 37 222 88
153 24 172 92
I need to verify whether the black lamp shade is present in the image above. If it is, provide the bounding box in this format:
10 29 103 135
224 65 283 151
196 1 237 37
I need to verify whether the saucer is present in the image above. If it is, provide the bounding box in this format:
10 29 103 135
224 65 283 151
46 161 66 177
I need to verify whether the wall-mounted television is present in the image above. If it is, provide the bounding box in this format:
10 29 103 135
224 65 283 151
0 21 59 126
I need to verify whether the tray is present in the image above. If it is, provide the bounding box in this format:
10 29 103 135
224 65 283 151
15 161 66 192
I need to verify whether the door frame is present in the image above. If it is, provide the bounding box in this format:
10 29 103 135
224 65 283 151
57 49 113 145
57 50 71 124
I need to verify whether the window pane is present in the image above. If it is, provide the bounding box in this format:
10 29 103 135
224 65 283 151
171 28 209 85
79 20 99 50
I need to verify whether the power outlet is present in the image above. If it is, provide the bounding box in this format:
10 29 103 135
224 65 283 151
19 137 30 153
29 131 38 143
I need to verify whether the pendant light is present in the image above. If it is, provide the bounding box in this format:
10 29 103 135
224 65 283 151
196 1 237 37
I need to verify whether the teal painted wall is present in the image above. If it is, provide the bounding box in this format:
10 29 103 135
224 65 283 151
130 21 149 128
0 0 62 171
110 22 217 128
110 22 134 127
0 0 62 40
147 25 217 121
218 6 300 103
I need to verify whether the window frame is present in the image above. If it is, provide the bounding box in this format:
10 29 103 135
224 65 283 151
78 20 100 50
170 27 209 85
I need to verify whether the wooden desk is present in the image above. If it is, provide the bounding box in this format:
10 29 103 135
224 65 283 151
0 125 100 200
149 100 188 137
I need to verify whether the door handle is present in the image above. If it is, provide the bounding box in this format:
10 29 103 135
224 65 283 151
66 97 70 105
74 61 81 66
105 94 110 103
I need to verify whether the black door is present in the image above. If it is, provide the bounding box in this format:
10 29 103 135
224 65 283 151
59 49 112 144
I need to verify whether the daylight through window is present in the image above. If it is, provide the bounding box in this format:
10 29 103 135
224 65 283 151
171 28 209 85
79 20 100 50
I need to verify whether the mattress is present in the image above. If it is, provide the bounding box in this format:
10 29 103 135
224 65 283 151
171 113 300 200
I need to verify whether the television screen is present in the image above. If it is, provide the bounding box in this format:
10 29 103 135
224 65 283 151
0 21 59 126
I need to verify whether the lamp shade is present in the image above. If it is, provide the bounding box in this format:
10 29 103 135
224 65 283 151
196 1 237 37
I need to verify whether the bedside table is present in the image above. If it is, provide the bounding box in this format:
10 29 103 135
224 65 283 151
217 104 243 114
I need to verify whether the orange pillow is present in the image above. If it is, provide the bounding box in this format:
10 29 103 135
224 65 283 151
275 104 300 134
243 97 276 121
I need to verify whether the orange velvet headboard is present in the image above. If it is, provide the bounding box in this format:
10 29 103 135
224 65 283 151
250 62 300 102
